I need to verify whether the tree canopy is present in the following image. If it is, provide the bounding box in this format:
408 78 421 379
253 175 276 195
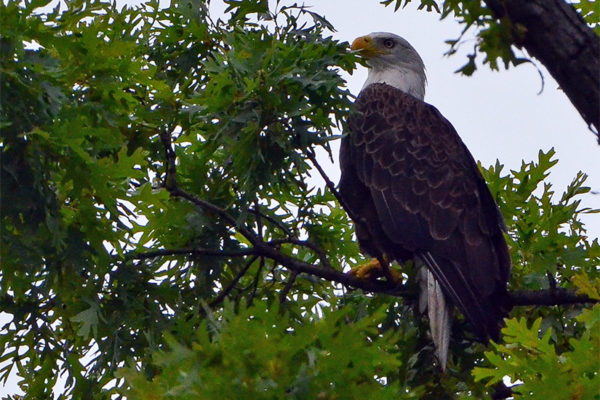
1 0 598 399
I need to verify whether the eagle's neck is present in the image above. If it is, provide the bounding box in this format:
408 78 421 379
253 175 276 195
363 64 426 101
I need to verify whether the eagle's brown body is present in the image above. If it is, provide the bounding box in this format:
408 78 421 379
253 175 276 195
340 83 511 341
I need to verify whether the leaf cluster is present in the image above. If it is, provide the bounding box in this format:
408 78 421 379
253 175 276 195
477 149 600 398
120 301 409 400
1 0 357 397
474 310 600 399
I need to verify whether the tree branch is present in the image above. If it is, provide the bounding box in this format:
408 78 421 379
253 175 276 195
126 247 258 260
509 288 597 306
159 128 260 246
268 238 333 269
154 133 411 296
248 256 265 305
155 117 596 311
279 270 299 304
127 242 598 307
306 149 359 222
485 0 600 138
169 187 260 243
210 256 259 307
249 206 294 237
159 128 179 188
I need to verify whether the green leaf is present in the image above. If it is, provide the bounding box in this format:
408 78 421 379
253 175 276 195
70 300 101 339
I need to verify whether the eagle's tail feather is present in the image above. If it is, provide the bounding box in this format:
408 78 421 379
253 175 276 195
417 255 454 370
427 270 452 370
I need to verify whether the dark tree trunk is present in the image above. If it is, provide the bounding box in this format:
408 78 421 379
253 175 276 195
486 0 600 139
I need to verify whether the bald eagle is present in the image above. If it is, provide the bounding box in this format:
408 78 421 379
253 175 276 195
339 32 511 369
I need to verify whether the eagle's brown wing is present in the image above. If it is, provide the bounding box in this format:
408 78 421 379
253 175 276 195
339 83 510 340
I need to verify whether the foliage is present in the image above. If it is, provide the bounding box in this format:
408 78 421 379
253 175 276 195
477 150 600 399
119 301 409 400
0 1 598 399
473 308 600 399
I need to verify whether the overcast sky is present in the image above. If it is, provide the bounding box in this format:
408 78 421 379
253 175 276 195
2 1 598 397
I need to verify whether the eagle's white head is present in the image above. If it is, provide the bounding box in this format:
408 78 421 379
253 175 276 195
352 32 427 101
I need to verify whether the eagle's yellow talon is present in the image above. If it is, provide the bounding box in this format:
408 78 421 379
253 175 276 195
348 258 402 283
349 258 381 279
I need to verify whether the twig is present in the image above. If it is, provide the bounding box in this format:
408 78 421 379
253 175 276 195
169 186 261 246
376 255 395 284
159 128 178 190
546 270 557 292
210 256 259 307
268 238 333 269
279 270 299 304
127 247 259 260
248 257 265 306
306 149 356 220
254 201 263 240
248 206 293 237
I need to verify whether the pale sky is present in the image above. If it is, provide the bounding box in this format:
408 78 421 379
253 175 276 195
2 0 598 397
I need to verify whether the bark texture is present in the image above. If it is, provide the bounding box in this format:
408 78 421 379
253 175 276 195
486 0 600 137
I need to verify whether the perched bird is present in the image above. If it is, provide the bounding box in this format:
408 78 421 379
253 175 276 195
339 32 511 369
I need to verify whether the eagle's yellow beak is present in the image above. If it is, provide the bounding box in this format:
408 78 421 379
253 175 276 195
351 35 384 58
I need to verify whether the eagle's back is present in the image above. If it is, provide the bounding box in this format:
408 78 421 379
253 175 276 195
339 83 510 340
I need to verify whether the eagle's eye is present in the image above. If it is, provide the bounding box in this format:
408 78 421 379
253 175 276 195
383 39 395 49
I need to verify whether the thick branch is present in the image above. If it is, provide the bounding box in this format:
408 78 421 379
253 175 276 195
485 0 600 137
129 244 413 298
126 246 597 307
251 240 413 296
509 288 597 306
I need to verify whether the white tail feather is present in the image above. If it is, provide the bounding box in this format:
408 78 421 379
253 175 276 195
427 270 452 370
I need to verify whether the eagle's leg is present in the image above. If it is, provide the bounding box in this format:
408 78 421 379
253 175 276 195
348 256 402 284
